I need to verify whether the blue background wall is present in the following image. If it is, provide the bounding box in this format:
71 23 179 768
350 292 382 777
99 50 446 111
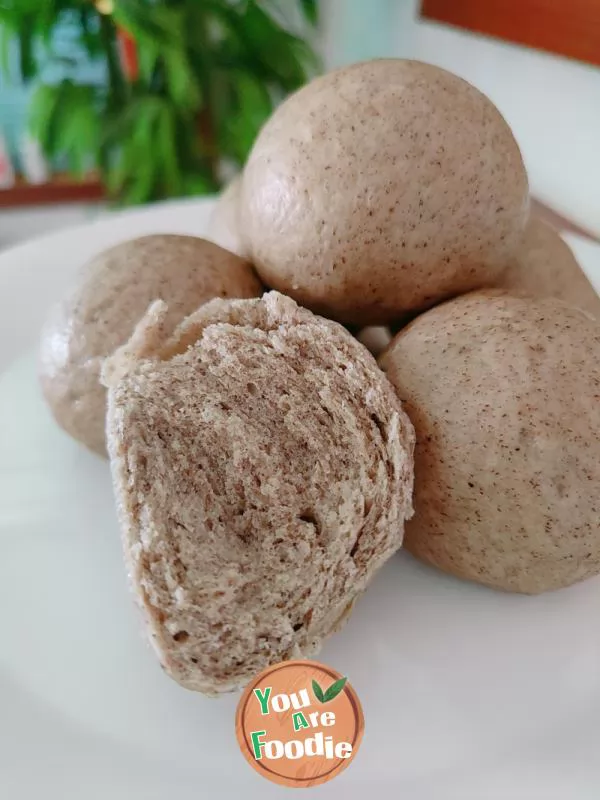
0 47 32 160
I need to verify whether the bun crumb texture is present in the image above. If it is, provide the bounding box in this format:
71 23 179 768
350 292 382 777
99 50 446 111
105 292 415 693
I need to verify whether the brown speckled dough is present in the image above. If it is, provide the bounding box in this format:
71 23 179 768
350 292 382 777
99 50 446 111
207 176 247 258
103 292 415 693
39 235 262 456
499 216 600 316
241 59 529 325
381 291 600 594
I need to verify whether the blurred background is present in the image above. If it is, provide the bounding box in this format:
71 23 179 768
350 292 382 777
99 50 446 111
0 0 598 249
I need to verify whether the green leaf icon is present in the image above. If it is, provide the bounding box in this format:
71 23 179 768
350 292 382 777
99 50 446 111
323 676 348 703
312 679 325 703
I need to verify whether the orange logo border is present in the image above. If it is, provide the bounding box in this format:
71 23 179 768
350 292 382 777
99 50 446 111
236 659 365 788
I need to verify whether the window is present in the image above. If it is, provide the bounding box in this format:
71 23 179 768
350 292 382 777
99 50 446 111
421 0 600 66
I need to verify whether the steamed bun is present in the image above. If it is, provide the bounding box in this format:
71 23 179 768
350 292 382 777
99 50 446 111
242 59 529 325
381 291 600 594
40 235 262 455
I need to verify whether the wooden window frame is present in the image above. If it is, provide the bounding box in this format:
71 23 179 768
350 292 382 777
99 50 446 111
421 0 600 67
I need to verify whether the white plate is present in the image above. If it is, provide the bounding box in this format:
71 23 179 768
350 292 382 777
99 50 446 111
1 199 599 800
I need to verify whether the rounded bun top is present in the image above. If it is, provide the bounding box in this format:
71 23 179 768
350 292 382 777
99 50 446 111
207 176 247 258
500 215 600 316
242 59 529 325
39 235 262 455
381 290 600 594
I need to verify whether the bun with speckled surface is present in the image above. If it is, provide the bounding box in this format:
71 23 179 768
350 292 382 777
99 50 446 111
207 176 247 258
241 59 529 325
39 235 262 456
380 291 600 594
499 215 600 316
102 291 415 693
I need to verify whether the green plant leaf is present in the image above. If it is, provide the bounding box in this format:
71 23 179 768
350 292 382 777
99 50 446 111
218 70 273 164
322 677 347 703
10 20 35 81
236 70 272 121
136 38 160 86
105 148 129 197
11 0 320 205
46 82 100 176
219 70 273 163
180 170 216 197
106 134 157 206
113 2 184 50
79 7 103 58
67 110 99 176
28 81 100 174
120 160 156 205
28 82 64 154
163 49 202 110
300 0 318 26
103 93 186 205
239 0 318 91
155 103 181 194
312 679 325 703
0 22 14 80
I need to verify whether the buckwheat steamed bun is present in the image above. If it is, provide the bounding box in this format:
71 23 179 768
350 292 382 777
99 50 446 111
499 215 600 316
241 59 529 325
40 235 262 456
381 291 600 594
207 176 247 257
102 292 415 693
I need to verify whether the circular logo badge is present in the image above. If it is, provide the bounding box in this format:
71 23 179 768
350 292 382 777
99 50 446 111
236 659 364 788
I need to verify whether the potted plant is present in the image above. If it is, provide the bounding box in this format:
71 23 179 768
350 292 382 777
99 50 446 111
0 0 319 204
